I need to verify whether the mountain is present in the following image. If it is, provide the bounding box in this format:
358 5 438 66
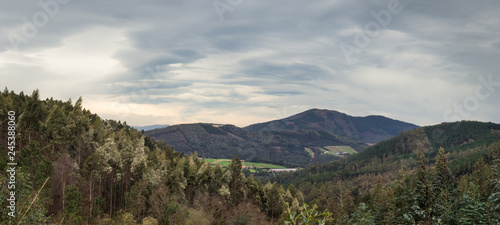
271 120 500 224
275 120 500 194
145 123 367 167
244 108 419 144
145 109 419 167
132 124 169 131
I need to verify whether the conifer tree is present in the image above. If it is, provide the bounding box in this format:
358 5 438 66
228 156 246 206
17 89 44 144
266 182 285 220
390 165 416 224
414 148 433 225
65 185 83 223
488 159 500 223
45 104 69 154
432 147 457 224
369 175 392 224
459 182 488 224
349 203 375 225
472 158 493 200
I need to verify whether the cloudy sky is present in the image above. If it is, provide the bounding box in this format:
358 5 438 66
1 0 499 127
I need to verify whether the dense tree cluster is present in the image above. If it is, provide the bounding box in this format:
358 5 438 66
0 89 308 224
275 124 500 224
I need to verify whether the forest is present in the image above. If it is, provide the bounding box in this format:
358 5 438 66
1 89 499 224
273 123 500 224
0 89 310 224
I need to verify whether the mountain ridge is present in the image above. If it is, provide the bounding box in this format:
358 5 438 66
145 108 419 166
244 108 419 143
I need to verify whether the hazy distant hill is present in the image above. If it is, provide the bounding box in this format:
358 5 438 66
132 124 169 131
244 108 419 143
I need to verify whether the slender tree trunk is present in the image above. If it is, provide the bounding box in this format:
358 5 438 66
109 173 113 218
89 172 93 220
62 173 66 211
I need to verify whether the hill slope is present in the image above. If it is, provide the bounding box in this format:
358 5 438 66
132 124 169 131
244 108 419 143
270 120 500 224
145 123 367 167
145 109 419 167
275 120 500 196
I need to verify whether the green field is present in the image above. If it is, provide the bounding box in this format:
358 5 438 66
202 159 287 170
304 147 314 158
322 146 357 155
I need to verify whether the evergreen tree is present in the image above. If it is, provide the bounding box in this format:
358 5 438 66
432 147 457 224
17 89 44 144
65 185 83 223
472 158 493 200
414 148 433 225
390 166 415 224
458 183 488 224
368 175 392 224
349 203 375 225
0 172 52 224
488 159 500 223
228 156 246 206
45 105 69 153
266 182 285 220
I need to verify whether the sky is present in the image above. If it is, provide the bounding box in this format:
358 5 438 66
1 0 499 127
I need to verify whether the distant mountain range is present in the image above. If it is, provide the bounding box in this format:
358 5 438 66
132 124 169 131
145 109 419 167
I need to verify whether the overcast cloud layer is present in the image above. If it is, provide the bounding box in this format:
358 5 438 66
1 0 499 127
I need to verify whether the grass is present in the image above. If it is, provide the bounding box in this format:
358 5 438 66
322 146 357 155
304 148 314 158
318 147 328 152
244 162 287 169
202 158 287 170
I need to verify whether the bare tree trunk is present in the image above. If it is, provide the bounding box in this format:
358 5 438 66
109 173 113 218
89 172 93 220
62 173 66 211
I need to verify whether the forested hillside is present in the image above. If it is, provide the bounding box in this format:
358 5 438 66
146 123 367 167
0 89 313 224
144 109 419 168
273 121 500 224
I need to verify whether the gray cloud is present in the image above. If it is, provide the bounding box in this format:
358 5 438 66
1 0 499 126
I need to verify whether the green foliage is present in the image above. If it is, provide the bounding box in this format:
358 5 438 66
390 166 414 224
431 147 458 224
348 203 375 225
265 182 286 219
141 216 158 225
0 172 52 224
115 211 137 224
283 203 333 225
488 160 500 223
458 183 489 224
64 185 82 223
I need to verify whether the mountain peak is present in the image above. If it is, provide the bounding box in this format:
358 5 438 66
244 108 418 143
